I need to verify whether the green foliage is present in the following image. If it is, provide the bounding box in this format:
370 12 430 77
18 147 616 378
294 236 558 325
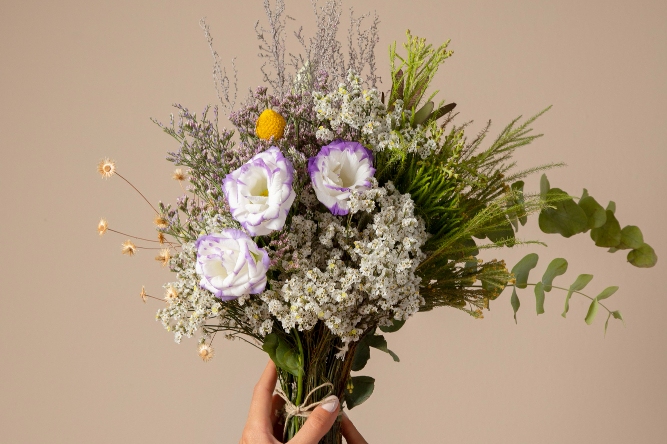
345 376 375 409
262 333 303 377
511 253 539 289
379 319 406 333
510 256 623 334
562 274 594 318
351 331 400 372
537 175 657 268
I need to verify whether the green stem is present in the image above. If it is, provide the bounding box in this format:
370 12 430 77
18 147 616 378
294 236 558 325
293 329 304 406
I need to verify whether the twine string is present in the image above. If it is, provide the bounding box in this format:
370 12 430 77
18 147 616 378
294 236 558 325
274 382 335 436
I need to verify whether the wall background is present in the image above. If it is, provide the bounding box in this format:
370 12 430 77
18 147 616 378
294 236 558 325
1 0 665 442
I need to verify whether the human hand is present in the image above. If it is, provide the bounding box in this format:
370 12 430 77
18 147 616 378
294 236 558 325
240 360 368 444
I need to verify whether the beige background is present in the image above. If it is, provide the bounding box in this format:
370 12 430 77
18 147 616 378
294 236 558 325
1 0 666 442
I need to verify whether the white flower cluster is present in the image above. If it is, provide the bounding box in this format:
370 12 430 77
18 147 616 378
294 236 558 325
312 70 442 158
156 212 273 343
260 183 428 349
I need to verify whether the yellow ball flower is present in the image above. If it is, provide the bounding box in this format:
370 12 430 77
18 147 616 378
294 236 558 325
255 109 286 141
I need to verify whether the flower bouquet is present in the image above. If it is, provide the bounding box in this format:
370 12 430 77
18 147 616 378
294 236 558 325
97 1 657 442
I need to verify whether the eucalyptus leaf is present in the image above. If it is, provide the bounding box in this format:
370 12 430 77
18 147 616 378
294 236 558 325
611 310 625 325
485 219 516 246
276 340 302 377
604 313 611 337
578 195 606 229
510 180 527 227
534 282 545 315
262 333 280 362
584 298 599 325
607 201 616 213
511 287 520 324
627 243 657 268
620 226 643 249
512 253 539 289
590 210 622 248
540 174 550 198
379 319 406 333
541 258 568 292
562 274 594 318
346 376 375 409
539 188 589 238
596 286 619 301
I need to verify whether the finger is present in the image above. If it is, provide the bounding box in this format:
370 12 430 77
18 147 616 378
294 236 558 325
271 394 287 439
248 360 278 430
289 396 340 444
341 412 367 444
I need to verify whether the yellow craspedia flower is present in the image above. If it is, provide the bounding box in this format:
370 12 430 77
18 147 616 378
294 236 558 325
255 109 286 141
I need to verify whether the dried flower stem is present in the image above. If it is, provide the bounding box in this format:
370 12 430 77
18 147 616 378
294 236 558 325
115 172 159 215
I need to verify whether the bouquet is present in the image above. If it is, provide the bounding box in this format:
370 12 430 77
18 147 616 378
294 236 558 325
97 1 657 442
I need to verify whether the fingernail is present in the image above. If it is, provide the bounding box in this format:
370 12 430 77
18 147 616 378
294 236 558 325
320 395 339 413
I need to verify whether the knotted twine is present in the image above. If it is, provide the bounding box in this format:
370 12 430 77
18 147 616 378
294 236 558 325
274 382 339 436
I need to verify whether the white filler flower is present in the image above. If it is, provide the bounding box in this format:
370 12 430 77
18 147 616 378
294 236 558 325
195 229 270 300
223 146 296 236
308 140 375 215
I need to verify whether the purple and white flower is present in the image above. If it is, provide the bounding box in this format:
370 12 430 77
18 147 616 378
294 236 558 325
195 229 270 300
308 140 375 215
223 146 296 236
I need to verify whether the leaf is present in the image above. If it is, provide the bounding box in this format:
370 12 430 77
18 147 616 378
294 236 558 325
366 334 400 362
511 287 520 324
351 339 371 372
534 282 545 315
562 274 594 318
412 101 434 126
620 226 644 249
604 313 611 337
590 210 622 248
584 298 599 325
540 174 550 198
596 286 619 301
346 376 375 409
541 258 568 292
627 243 658 268
485 219 516 246
578 195 607 229
510 181 528 228
379 319 406 333
431 102 457 121
511 253 539 289
611 310 625 325
262 333 280 362
276 339 302 377
539 188 589 238
607 201 616 213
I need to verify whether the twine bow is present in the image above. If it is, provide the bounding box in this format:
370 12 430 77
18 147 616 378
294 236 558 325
274 382 336 436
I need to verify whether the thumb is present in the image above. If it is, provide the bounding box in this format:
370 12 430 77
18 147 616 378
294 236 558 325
289 396 339 444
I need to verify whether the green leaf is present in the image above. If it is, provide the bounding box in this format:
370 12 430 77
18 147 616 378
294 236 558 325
604 313 611 337
511 253 539 289
485 219 515 246
578 195 607 229
510 180 528 227
620 226 644 249
379 319 406 333
596 286 619 301
541 258 568 292
511 287 520 324
346 376 375 409
607 201 616 213
366 334 400 362
590 210 622 248
540 174 550 198
534 282 545 315
351 339 371 372
539 189 589 238
627 243 658 268
262 333 280 362
412 101 434 126
611 310 625 325
562 274 594 318
584 298 599 325
276 339 303 377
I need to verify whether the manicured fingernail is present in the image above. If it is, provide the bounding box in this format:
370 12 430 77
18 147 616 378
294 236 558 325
320 395 339 413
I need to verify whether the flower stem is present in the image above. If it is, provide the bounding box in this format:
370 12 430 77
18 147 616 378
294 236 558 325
116 172 160 215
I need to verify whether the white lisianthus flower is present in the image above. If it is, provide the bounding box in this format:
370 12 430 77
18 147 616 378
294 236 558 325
195 229 270 300
223 146 296 236
308 140 375 215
